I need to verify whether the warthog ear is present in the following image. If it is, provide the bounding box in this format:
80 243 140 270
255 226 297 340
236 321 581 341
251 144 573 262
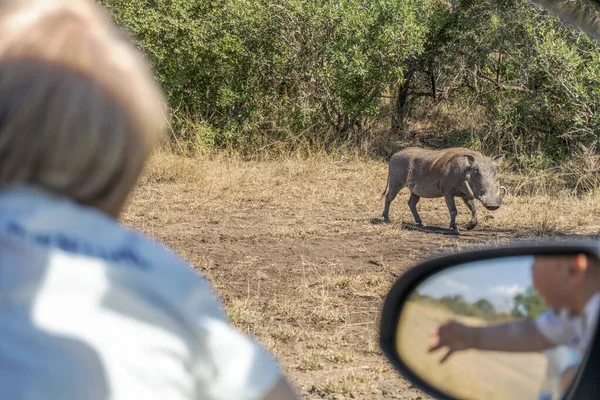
465 154 476 167
492 154 505 165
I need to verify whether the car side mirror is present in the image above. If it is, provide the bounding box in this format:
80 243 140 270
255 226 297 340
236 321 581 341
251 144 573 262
379 241 600 400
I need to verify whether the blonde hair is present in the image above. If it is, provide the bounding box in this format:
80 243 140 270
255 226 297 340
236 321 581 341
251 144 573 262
0 0 166 215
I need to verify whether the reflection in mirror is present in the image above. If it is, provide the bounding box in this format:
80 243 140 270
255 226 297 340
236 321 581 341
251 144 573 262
395 254 600 400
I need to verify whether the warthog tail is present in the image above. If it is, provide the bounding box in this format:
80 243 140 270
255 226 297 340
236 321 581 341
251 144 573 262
381 168 390 199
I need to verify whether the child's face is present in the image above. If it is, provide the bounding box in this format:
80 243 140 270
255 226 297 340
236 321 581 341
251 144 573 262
531 255 586 310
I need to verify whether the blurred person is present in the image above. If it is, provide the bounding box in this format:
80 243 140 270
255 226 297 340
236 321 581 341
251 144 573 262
0 1 299 399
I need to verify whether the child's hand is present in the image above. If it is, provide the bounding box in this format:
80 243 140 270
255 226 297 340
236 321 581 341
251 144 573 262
428 318 476 363
560 364 579 394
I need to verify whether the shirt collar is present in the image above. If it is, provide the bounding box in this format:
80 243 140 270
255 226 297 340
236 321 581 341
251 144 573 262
0 184 155 270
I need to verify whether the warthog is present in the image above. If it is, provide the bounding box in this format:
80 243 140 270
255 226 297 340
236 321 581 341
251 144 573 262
381 147 506 234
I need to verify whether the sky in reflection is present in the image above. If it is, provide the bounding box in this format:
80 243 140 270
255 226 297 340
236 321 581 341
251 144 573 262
417 256 535 312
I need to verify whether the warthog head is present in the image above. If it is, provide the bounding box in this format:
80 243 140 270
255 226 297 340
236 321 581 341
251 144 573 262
464 154 506 211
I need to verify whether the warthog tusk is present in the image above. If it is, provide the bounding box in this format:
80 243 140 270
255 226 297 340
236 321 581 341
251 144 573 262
500 186 507 197
465 180 475 199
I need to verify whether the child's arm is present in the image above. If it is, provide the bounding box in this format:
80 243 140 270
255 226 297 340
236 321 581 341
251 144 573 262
429 319 553 363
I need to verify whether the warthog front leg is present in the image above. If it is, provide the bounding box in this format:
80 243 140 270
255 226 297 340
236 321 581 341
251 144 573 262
408 193 424 227
462 198 478 230
445 194 459 234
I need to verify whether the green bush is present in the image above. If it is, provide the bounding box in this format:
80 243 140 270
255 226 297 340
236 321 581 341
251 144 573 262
99 0 600 173
98 0 428 148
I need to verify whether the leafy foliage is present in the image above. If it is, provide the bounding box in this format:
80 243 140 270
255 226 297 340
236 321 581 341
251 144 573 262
410 291 511 321
98 0 428 148
399 0 600 166
98 0 600 169
512 286 547 319
411 285 547 322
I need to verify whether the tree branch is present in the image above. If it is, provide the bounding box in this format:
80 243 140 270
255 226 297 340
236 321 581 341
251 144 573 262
496 48 502 85
407 91 435 97
477 73 531 93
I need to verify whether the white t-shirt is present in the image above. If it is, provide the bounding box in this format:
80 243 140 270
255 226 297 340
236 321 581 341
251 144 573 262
535 291 600 356
0 186 281 400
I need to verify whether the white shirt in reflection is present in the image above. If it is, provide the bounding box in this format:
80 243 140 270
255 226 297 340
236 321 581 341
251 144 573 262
535 291 600 356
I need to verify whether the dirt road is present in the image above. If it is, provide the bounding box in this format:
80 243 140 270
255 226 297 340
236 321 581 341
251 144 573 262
121 153 600 399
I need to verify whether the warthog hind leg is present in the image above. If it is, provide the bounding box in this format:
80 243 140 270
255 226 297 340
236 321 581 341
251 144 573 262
382 182 403 223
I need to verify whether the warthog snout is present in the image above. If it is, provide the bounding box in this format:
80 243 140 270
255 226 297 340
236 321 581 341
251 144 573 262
481 186 506 211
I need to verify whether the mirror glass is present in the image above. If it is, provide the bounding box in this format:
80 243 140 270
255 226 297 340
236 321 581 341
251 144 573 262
395 254 600 400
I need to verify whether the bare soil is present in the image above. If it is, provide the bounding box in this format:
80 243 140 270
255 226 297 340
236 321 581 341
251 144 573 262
121 152 600 399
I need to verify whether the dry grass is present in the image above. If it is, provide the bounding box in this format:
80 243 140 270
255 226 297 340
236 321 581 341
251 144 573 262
398 302 547 400
121 150 600 399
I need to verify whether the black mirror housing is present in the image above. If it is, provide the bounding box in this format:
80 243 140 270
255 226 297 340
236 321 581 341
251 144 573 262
380 240 600 400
